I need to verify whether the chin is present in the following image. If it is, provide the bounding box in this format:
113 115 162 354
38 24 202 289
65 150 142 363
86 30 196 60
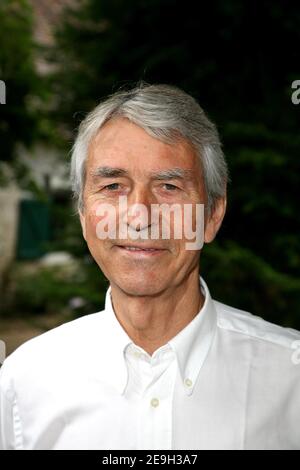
113 274 165 297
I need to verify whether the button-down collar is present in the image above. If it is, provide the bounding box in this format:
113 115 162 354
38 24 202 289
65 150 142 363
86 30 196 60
168 277 217 395
103 276 217 396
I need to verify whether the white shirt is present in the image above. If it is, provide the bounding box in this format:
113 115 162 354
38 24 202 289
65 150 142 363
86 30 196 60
0 277 300 450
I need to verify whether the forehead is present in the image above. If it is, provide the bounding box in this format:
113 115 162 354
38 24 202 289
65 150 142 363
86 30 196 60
87 117 201 174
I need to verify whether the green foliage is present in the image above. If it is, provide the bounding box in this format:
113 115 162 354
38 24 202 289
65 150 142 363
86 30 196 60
0 0 60 170
0 0 43 162
51 0 300 130
202 241 300 330
4 260 108 318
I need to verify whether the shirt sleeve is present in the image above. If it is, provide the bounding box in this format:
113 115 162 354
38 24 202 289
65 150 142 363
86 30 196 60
0 359 22 450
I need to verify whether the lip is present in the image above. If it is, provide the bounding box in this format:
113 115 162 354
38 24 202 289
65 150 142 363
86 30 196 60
115 245 167 257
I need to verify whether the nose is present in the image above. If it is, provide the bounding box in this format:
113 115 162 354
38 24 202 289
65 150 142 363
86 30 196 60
126 185 154 232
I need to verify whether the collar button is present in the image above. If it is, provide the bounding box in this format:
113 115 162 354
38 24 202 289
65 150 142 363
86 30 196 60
184 378 193 388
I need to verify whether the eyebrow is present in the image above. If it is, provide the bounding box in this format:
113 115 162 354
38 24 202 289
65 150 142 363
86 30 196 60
150 168 194 181
90 166 195 181
90 167 127 179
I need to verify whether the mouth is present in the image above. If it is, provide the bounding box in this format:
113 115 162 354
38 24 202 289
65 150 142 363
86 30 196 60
115 244 167 257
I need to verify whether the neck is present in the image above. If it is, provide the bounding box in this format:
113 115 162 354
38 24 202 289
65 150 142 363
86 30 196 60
110 270 204 355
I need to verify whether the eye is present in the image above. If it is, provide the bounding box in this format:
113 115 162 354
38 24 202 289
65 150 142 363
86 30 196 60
163 183 180 191
103 183 120 191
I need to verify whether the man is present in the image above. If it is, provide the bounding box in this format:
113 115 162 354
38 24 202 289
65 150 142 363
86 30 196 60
0 83 299 450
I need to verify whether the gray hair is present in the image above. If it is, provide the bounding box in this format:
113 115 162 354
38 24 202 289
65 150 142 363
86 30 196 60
71 82 228 214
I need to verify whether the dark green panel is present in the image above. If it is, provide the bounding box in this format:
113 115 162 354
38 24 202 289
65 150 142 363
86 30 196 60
16 199 50 259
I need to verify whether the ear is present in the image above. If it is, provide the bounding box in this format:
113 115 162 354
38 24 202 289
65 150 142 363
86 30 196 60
204 196 227 244
79 209 87 241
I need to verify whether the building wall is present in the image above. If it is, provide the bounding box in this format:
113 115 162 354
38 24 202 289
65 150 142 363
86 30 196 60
0 186 21 286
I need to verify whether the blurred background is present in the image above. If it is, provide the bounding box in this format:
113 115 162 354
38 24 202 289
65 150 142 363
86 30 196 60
0 0 299 355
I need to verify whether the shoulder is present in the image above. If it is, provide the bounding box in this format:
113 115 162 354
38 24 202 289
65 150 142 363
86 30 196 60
213 299 300 351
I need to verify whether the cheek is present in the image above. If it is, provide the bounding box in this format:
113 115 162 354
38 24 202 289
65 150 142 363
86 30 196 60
85 201 119 245
85 201 107 238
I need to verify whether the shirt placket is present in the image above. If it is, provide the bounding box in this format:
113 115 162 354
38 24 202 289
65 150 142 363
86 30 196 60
137 351 177 450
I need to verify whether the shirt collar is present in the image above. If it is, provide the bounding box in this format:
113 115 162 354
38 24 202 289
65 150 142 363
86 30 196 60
101 288 133 395
168 276 217 395
102 276 217 396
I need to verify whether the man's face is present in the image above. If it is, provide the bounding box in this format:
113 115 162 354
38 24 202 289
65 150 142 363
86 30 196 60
80 117 219 296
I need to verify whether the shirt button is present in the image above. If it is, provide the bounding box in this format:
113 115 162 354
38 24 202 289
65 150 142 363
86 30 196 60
150 398 160 408
184 378 193 388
